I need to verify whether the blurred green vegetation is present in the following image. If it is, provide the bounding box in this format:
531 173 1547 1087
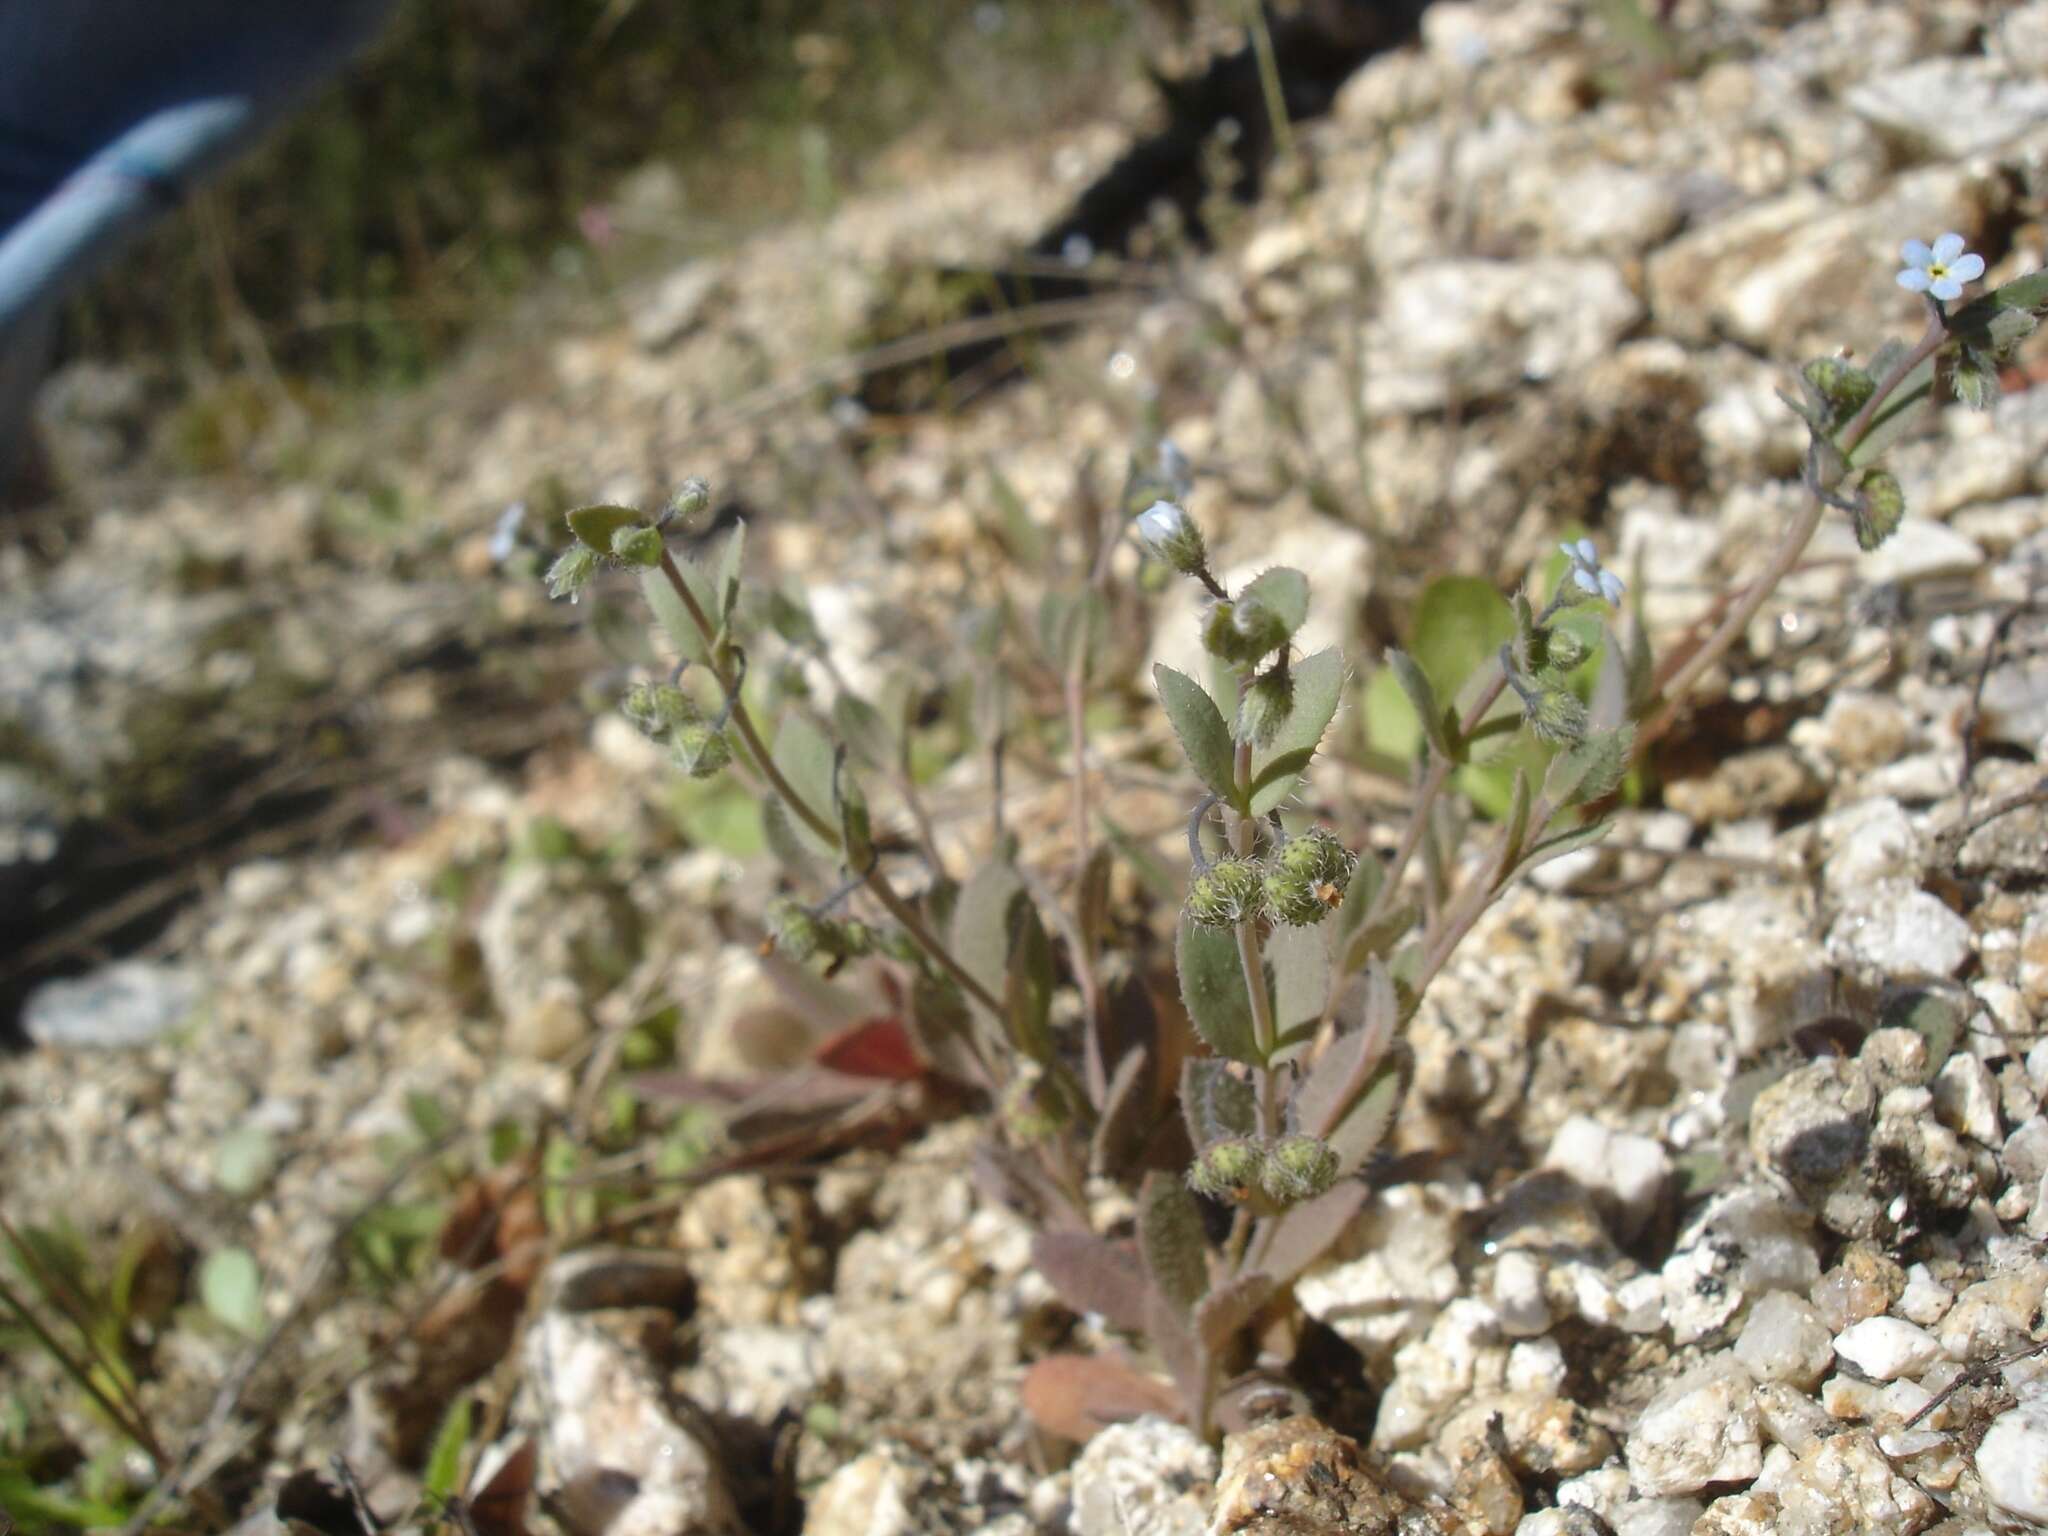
59 0 1135 396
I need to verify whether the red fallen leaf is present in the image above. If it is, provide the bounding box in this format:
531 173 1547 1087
813 1016 926 1082
452 1438 535 1536
1020 1353 1185 1443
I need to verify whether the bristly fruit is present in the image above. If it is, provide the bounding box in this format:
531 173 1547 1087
1187 1137 1265 1202
671 721 733 779
765 897 826 962
1186 857 1267 928
1259 1134 1339 1204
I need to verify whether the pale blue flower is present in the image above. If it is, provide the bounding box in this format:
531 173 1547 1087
1896 233 1984 303
1561 538 1624 606
1135 499 1207 575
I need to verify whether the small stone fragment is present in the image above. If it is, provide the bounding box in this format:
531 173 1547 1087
1833 1316 1940 1381
1625 1361 1764 1498
1072 1419 1214 1536
1977 1400 2048 1525
1734 1292 1833 1389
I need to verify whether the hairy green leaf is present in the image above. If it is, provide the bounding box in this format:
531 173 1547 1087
1239 567 1310 637
1181 1057 1258 1149
771 713 841 857
1265 920 1331 1063
199 1247 265 1338
1155 664 1241 808
1137 1173 1209 1317
566 503 641 552
952 861 1026 1023
1544 724 1635 808
1511 815 1614 881
1006 898 1057 1065
1177 914 1261 1064
1248 647 1344 815
716 520 748 625
641 561 718 665
1388 649 1449 757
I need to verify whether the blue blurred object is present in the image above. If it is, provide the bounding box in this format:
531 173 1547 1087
0 0 398 478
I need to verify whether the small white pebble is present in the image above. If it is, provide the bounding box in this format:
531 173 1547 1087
1978 1401 2048 1523
1835 1316 1940 1380
1898 1264 1954 1327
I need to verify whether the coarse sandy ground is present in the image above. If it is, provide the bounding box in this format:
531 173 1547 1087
5 1 2048 1533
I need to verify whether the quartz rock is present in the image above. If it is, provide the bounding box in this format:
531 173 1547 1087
525 1312 743 1536
1626 1360 1764 1498
1933 1052 2003 1146
1733 1292 1834 1389
1540 1116 1669 1242
1749 1057 1873 1191
23 961 201 1051
1825 888 1972 979
1833 1316 1940 1381
1846 58 2048 159
1361 258 1642 415
1977 1399 2048 1524
802 1447 919 1536
1769 1428 1940 1535
1070 1419 1214 1536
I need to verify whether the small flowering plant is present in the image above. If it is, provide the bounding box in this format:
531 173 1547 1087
537 230 2045 1445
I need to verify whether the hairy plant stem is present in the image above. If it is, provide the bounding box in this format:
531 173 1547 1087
1226 734 1283 1146
1067 646 1108 1105
1645 306 1946 742
1365 669 1510 931
655 552 1004 1036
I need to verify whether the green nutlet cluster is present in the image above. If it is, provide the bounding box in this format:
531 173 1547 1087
765 897 870 965
1187 1137 1264 1201
623 682 697 737
1852 469 1905 552
1186 857 1267 928
1260 1135 1340 1204
1265 829 1353 926
670 721 734 779
1801 356 1876 429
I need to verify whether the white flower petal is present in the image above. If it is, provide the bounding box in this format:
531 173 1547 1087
1574 538 1597 564
1900 239 1933 268
1949 253 1985 283
1932 232 1966 264
1897 268 1933 293
1573 568 1600 596
1600 571 1626 605
1931 276 1963 302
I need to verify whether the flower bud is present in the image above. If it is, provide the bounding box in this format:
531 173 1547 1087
610 524 666 567
1521 686 1588 747
545 545 599 601
1134 500 1208 577
1237 665 1294 747
663 477 712 526
1851 469 1905 553
1186 857 1267 928
766 897 826 962
1530 626 1589 676
671 721 733 779
1260 1134 1340 1204
1187 1137 1264 1201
